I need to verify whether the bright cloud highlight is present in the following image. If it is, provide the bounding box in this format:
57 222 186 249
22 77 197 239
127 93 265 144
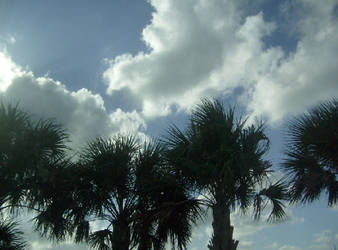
104 0 338 122
0 51 146 150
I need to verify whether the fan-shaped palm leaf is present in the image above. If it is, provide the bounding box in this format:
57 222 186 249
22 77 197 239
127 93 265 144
0 220 26 250
283 98 337 206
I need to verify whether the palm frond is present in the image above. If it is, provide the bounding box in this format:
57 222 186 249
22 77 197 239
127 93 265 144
80 135 138 200
33 208 71 241
73 218 90 243
154 199 205 250
30 118 69 159
282 97 337 206
88 229 112 250
0 220 27 250
254 180 288 222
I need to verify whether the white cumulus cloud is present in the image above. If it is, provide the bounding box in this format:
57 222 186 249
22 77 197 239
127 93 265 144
247 0 338 123
0 51 147 151
104 0 338 123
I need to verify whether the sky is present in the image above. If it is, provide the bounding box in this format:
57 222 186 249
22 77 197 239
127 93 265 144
0 0 338 249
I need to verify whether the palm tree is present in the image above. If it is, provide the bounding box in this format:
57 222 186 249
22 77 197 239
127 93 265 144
32 135 203 249
31 136 137 249
0 102 69 208
0 102 69 248
164 99 287 250
133 141 203 250
83 135 139 250
282 98 337 206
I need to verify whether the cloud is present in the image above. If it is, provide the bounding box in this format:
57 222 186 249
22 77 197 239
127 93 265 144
104 0 262 116
8 36 16 44
104 0 338 123
313 229 331 244
0 34 17 51
268 241 303 250
0 51 24 91
308 229 337 250
0 51 149 249
29 241 89 250
0 51 147 150
239 240 254 250
231 205 287 240
103 0 270 117
269 229 338 250
279 245 302 250
0 50 149 249
247 0 338 123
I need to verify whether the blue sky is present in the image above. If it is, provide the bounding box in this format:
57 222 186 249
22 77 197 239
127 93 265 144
1 0 337 249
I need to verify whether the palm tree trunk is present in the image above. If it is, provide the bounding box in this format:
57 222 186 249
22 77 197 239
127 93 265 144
111 217 131 250
209 198 238 250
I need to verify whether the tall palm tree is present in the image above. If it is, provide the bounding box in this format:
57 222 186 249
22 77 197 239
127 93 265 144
32 135 203 249
282 98 337 206
0 102 69 249
164 99 287 250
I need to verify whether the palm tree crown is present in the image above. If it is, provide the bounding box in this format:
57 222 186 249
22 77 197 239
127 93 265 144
164 99 287 250
0 102 69 249
33 135 203 250
282 98 338 206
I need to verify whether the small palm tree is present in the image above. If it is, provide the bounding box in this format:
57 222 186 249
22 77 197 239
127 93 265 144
164 99 287 250
282 98 337 206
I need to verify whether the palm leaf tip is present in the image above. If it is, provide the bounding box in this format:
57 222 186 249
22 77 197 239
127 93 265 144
0 220 27 250
254 180 288 222
88 229 112 250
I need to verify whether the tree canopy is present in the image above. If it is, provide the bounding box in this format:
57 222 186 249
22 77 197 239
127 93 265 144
31 136 203 250
163 99 287 250
282 98 338 206
0 102 68 250
2 97 336 249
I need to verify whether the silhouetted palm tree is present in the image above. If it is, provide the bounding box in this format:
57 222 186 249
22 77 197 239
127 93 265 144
0 102 69 249
0 103 69 208
282 98 337 206
33 136 203 249
133 141 203 250
164 99 287 250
